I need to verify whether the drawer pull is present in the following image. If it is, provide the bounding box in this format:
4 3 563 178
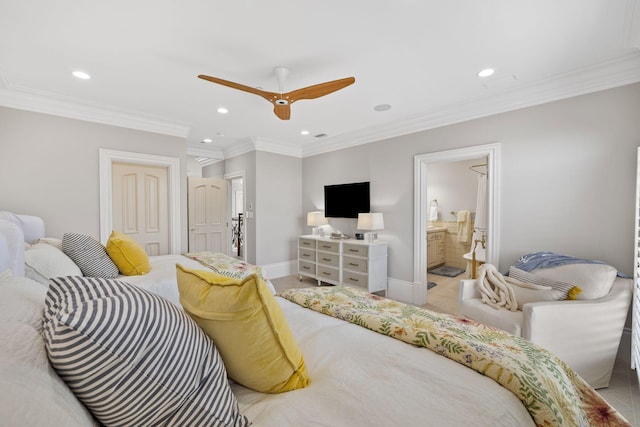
349 277 359 282
349 262 358 266
302 242 311 246
302 266 310 270
321 245 331 249
322 272 331 276
322 258 331 262
348 249 358 252
303 254 310 257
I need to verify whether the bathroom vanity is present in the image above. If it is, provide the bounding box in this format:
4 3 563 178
427 227 446 270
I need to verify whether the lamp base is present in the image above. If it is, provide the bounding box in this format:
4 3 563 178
365 232 377 242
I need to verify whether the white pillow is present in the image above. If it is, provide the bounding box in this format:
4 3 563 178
37 237 63 250
532 263 616 300
24 243 82 280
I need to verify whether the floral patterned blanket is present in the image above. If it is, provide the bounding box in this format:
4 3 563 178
279 286 630 427
182 252 267 281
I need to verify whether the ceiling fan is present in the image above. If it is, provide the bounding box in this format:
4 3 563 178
198 67 355 120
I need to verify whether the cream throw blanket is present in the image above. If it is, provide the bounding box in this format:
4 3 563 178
477 264 549 311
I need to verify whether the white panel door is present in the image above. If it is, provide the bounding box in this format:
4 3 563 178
188 177 228 253
112 162 169 256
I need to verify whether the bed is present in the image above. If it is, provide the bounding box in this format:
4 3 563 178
0 213 631 426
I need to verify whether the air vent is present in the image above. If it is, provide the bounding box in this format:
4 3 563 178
315 133 328 138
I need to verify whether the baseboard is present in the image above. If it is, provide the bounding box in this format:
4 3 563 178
387 277 418 304
262 260 296 279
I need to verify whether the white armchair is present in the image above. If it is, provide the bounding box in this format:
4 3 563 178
459 276 632 389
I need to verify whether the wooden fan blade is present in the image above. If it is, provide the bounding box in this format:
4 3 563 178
197 74 278 102
273 103 291 120
286 77 355 103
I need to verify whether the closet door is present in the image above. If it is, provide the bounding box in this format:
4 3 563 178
112 162 169 256
633 147 640 383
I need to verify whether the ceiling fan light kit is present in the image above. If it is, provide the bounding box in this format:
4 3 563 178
198 67 355 120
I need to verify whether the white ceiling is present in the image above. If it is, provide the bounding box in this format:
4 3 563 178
1 1 639 159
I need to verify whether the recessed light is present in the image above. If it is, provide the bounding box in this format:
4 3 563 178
301 130 309 135
72 71 91 80
477 68 495 78
373 104 391 112
217 107 228 114
201 138 213 144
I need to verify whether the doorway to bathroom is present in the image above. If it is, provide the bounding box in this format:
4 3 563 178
426 158 487 274
413 143 500 306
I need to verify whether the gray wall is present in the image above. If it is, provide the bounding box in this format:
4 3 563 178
302 83 640 281
255 151 302 265
0 107 189 249
224 151 257 263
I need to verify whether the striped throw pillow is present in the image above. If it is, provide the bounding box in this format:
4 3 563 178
62 233 119 278
509 266 580 299
43 276 249 427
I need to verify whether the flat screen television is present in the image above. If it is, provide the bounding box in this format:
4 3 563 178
324 182 370 218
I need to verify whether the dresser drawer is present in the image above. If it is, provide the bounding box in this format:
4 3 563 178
317 240 340 253
298 260 315 275
317 252 339 267
317 265 339 282
298 248 315 261
342 256 368 273
343 243 368 257
299 238 316 249
343 271 368 288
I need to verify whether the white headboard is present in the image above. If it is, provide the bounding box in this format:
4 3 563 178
0 211 45 244
0 220 25 276
0 212 46 277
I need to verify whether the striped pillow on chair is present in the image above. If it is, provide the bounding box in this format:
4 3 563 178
43 276 249 427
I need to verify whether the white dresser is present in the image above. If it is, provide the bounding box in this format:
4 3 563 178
298 235 388 293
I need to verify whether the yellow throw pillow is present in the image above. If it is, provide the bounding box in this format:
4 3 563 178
176 264 310 393
105 231 150 276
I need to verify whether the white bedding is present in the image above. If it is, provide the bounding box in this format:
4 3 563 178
233 297 535 426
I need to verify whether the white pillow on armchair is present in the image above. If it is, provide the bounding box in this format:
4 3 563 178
531 263 616 300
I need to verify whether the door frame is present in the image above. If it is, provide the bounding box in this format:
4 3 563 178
224 169 246 261
99 149 181 254
413 143 501 305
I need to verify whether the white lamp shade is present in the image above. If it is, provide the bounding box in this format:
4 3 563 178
307 211 328 227
357 212 384 231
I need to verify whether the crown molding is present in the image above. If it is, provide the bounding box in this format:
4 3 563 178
0 85 190 138
221 137 258 159
186 146 224 160
301 50 640 158
253 138 302 158
220 137 302 160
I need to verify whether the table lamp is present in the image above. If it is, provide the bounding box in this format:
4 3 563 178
357 212 384 242
307 211 328 236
